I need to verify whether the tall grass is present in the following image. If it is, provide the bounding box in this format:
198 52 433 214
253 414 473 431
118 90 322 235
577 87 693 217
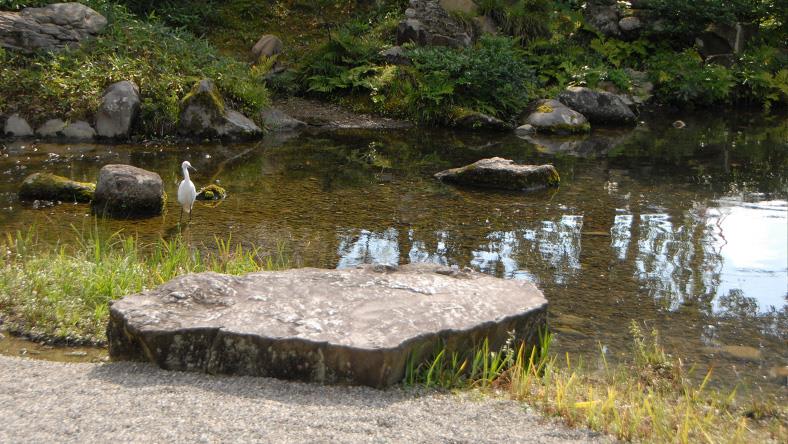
0 227 288 344
408 323 786 443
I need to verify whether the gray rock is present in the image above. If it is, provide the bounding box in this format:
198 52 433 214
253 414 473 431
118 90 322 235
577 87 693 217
380 46 411 65
618 16 642 33
251 34 283 60
515 124 535 135
178 79 262 141
454 111 510 131
707 22 758 55
35 118 67 138
396 0 473 48
0 3 107 53
107 264 548 387
92 164 164 218
18 172 95 203
95 81 140 139
695 32 733 58
584 0 621 37
62 120 96 140
558 87 636 125
435 157 560 191
523 99 590 135
260 108 306 132
3 113 33 137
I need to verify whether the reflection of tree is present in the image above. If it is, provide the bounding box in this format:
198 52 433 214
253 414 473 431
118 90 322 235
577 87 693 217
717 288 759 319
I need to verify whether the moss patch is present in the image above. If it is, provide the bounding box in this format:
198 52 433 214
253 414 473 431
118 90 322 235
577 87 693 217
536 103 554 113
196 184 227 201
18 173 95 203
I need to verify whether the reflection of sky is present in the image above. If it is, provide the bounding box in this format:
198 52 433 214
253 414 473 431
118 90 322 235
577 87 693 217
708 199 788 313
408 229 449 266
611 213 632 260
336 228 399 268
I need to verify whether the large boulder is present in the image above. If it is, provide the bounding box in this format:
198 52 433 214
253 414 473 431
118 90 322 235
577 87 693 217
95 81 140 139
0 2 107 53
557 87 636 125
18 172 95 203
91 164 164 218
523 99 590 135
178 79 262 141
251 34 283 60
107 264 548 387
397 0 473 48
3 113 33 137
260 108 306 132
435 157 560 191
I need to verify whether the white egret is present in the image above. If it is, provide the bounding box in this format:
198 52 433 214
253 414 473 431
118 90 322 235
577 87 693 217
178 160 197 223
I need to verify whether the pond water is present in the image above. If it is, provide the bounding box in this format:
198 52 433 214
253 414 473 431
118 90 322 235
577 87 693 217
0 110 786 394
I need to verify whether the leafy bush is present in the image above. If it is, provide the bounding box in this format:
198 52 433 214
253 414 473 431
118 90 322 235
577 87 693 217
0 0 268 135
476 0 552 43
647 49 735 106
733 45 788 110
407 36 535 123
646 0 776 37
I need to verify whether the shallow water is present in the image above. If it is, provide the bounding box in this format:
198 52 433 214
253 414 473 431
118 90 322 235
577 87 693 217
0 111 786 393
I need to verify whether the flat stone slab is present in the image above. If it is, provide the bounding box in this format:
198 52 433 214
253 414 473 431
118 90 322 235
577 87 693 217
108 264 547 387
435 157 561 191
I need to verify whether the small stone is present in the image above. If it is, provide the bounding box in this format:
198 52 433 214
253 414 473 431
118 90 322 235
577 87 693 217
453 110 510 131
434 157 560 191
515 124 536 135
523 99 590 135
3 114 34 137
618 16 642 33
251 34 283 60
260 108 306 132
672 120 686 129
719 345 762 362
35 119 67 138
62 121 96 141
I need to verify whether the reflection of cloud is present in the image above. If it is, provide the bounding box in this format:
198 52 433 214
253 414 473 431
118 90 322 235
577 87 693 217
336 228 399 269
611 214 633 260
635 213 682 310
408 229 449 266
470 231 528 279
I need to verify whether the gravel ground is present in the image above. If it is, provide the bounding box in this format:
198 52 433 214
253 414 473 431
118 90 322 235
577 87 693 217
0 355 609 443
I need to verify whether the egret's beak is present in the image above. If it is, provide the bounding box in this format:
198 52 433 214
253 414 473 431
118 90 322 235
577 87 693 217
189 165 197 172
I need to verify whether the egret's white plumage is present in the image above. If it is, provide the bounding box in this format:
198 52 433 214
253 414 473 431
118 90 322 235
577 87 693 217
177 160 197 222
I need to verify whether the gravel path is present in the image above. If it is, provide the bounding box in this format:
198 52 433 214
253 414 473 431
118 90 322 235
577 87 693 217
0 355 608 443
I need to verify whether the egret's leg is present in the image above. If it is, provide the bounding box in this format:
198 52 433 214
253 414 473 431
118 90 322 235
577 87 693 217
179 207 183 224
189 205 193 222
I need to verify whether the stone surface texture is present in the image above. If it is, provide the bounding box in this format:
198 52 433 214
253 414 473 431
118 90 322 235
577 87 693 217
108 264 548 388
178 79 262 141
454 110 510 131
0 2 106 53
523 99 590 134
434 157 560 191
95 80 140 139
380 45 411 65
558 87 636 125
91 164 164 218
251 34 283 59
583 0 621 37
61 120 96 140
260 107 307 132
3 113 33 137
18 172 95 203
397 0 473 48
35 118 67 138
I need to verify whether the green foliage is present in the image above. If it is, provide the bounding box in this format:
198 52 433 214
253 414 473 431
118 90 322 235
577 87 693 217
0 227 289 343
734 45 788 110
0 0 268 135
590 37 651 69
647 49 736 106
0 0 49 10
407 36 535 122
476 0 552 43
647 0 777 37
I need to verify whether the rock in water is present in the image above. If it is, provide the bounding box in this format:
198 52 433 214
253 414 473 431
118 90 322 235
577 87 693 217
61 120 96 141
3 114 33 137
0 3 107 53
558 87 636 125
178 79 262 141
95 81 141 139
523 99 590 134
259 108 306 132
91 164 164 218
434 157 560 191
108 264 548 387
453 110 511 131
18 172 95 203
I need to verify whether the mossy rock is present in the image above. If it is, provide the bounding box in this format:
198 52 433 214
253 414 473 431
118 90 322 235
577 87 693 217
18 173 95 203
435 157 560 191
196 184 227 201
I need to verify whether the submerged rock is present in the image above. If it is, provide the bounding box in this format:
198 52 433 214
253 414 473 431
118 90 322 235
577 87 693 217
260 108 306 132
523 99 590 135
92 164 164 218
196 184 226 201
719 345 763 362
95 80 140 139
0 3 107 53
434 157 560 191
178 79 262 141
18 172 95 203
558 87 636 125
107 264 548 387
4 114 34 137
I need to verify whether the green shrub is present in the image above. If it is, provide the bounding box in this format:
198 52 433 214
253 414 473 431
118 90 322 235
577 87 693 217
0 0 268 135
646 0 776 38
647 49 735 106
734 45 788 110
407 35 535 122
476 0 552 43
